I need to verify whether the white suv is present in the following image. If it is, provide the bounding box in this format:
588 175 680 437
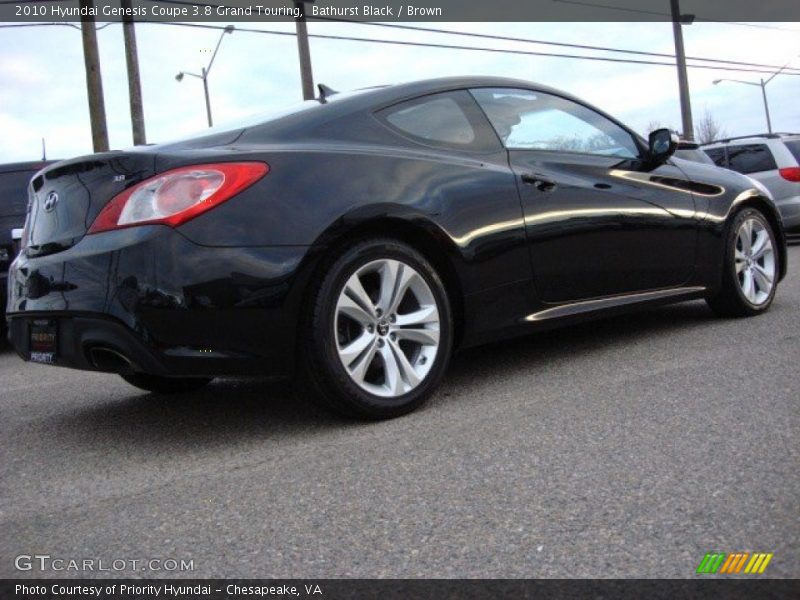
704 134 800 237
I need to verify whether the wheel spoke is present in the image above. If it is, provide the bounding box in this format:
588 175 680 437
388 340 421 389
739 220 753 255
395 305 438 327
348 339 378 385
377 260 400 312
378 260 417 314
734 248 747 274
379 343 404 395
752 239 772 261
394 327 440 346
742 269 756 302
338 331 375 366
752 264 773 292
337 293 374 326
750 229 768 259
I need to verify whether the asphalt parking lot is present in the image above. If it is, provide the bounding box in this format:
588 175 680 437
1 246 798 579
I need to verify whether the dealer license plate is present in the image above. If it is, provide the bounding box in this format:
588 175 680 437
29 320 57 364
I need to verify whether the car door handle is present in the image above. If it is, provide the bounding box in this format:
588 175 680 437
521 173 557 192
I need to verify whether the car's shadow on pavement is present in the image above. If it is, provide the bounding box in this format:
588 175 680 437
41 300 723 452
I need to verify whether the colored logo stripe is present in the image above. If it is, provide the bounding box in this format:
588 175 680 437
744 553 774 574
719 552 749 573
697 553 726 574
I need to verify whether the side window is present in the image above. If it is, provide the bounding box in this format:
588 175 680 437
726 144 778 174
471 88 640 158
379 91 499 152
704 147 727 167
784 140 800 163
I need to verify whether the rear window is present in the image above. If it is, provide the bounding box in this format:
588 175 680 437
784 140 800 164
726 144 777 174
704 147 727 168
383 92 476 147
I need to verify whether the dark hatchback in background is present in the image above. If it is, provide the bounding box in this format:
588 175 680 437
5 77 787 419
0 161 54 333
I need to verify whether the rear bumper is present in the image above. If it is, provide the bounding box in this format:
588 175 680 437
8 313 173 374
6 226 314 377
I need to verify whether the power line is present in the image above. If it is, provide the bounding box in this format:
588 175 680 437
135 0 800 73
551 0 800 32
2 18 798 77
309 17 800 74
131 21 800 76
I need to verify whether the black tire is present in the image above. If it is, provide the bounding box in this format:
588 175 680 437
120 372 213 394
299 237 453 420
706 207 779 317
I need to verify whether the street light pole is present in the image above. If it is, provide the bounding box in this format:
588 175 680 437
202 67 212 127
176 25 234 128
713 63 790 134
760 79 772 134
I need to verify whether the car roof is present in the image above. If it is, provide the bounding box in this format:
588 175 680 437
702 133 800 147
313 76 589 114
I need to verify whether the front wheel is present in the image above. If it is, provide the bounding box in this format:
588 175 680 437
706 207 779 317
300 238 453 420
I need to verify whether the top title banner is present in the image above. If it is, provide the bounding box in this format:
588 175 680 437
2 0 799 22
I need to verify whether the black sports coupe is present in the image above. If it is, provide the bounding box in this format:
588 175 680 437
6 77 787 418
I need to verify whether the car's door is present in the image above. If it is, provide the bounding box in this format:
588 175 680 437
471 87 698 303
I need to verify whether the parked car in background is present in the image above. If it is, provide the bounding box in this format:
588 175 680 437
5 78 788 418
674 140 715 165
1 161 54 334
703 134 800 238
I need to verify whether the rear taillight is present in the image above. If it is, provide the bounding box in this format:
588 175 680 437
779 167 800 182
88 162 268 234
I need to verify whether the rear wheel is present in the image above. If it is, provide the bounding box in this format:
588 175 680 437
706 207 778 317
120 372 213 394
300 238 453 419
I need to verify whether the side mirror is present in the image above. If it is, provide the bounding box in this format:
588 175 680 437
648 128 678 164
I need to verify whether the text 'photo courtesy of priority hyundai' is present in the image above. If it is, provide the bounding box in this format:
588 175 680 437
5 77 788 419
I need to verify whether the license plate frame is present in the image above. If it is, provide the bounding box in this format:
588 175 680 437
29 319 58 364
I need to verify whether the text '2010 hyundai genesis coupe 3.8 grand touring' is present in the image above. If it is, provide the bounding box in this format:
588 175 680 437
6 77 788 419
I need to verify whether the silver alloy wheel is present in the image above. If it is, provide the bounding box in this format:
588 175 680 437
735 217 775 306
334 258 440 398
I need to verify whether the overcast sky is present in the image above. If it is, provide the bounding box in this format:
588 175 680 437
1 20 799 162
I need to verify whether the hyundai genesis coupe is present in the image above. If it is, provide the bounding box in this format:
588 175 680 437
6 77 787 419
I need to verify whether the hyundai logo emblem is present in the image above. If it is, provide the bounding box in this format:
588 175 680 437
43 191 59 212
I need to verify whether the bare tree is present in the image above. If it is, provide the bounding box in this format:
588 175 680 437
695 111 727 144
644 120 679 137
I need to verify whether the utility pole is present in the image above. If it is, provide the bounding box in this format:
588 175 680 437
79 0 109 152
670 0 694 140
121 0 146 145
294 1 315 100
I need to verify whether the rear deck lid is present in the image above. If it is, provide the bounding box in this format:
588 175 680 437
24 152 156 257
